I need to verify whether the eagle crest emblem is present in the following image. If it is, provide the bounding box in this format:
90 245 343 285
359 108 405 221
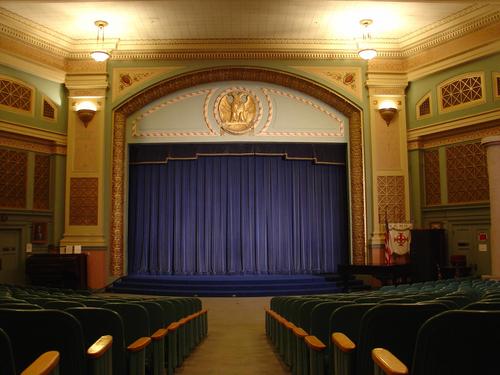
216 90 258 134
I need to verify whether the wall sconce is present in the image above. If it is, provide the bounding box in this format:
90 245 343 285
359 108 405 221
75 101 97 127
378 101 398 126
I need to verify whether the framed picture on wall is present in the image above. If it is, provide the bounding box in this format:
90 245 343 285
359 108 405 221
32 222 48 244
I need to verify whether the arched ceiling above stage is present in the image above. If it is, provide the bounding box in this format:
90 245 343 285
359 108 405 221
126 81 348 143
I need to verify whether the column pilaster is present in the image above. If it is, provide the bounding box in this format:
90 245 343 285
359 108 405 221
366 72 409 264
482 136 500 277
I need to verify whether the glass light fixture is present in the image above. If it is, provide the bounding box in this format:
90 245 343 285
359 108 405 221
91 20 110 62
358 19 377 60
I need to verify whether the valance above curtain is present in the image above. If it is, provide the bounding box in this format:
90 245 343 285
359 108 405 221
129 142 346 165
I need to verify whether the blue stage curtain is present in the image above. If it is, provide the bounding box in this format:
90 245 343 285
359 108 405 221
128 155 347 275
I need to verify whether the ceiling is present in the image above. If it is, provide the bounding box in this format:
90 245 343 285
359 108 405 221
0 1 499 58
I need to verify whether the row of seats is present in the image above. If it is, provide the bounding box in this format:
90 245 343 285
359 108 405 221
0 284 208 375
265 277 500 375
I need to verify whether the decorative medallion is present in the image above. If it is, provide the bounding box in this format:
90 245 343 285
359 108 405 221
214 88 261 134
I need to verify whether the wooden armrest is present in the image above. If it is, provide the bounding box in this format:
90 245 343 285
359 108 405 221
167 322 180 332
127 336 152 352
151 328 168 341
178 317 189 325
293 326 309 338
371 348 409 375
21 351 60 375
285 321 296 331
331 332 356 353
305 335 327 351
87 335 113 358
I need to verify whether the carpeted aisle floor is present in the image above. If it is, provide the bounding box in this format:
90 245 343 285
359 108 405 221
175 297 291 375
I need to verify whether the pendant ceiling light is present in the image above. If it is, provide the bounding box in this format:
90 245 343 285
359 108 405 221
358 19 377 60
90 20 110 62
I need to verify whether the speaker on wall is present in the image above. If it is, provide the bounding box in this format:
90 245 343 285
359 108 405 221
410 229 447 282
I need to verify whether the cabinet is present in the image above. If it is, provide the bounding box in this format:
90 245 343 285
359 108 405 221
410 229 447 282
25 253 87 289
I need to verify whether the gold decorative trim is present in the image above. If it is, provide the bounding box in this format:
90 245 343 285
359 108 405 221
111 67 366 275
291 66 362 100
112 67 179 102
407 114 500 150
0 129 66 155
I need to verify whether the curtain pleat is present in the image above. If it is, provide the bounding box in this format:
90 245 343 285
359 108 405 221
128 155 347 275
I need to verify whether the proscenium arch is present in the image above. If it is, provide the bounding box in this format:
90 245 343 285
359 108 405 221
110 67 366 276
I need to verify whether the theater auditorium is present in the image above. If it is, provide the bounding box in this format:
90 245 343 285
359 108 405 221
1 1 500 374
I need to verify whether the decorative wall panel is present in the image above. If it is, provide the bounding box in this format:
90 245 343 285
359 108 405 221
33 154 50 210
438 73 485 113
0 148 27 208
377 175 406 223
423 149 441 206
446 142 489 203
416 92 431 119
42 96 57 121
494 73 500 99
69 177 98 225
0 76 33 114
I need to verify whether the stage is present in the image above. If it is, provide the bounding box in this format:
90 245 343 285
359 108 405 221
106 273 368 297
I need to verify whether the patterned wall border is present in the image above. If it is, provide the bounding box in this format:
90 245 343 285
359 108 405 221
407 120 500 150
111 67 365 276
0 129 66 155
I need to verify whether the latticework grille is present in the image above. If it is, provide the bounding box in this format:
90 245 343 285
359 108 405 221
0 79 32 112
70 177 98 225
33 154 50 210
0 149 27 208
377 175 406 223
424 149 441 206
446 142 489 203
441 76 482 109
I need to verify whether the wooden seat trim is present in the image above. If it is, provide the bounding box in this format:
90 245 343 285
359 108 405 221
87 335 113 358
127 336 152 352
151 328 168 341
293 326 308 338
305 335 327 351
331 332 356 353
371 348 409 375
21 351 60 375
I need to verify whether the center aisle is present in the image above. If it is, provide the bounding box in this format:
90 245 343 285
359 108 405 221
175 297 291 375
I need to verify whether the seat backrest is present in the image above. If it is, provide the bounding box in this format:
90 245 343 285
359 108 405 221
0 303 43 309
133 301 166 332
103 303 151 343
329 303 377 342
412 310 500 375
152 298 179 325
66 307 127 375
0 327 16 375
44 300 86 309
298 299 329 332
0 308 86 375
355 303 447 375
309 301 351 344
464 301 500 310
